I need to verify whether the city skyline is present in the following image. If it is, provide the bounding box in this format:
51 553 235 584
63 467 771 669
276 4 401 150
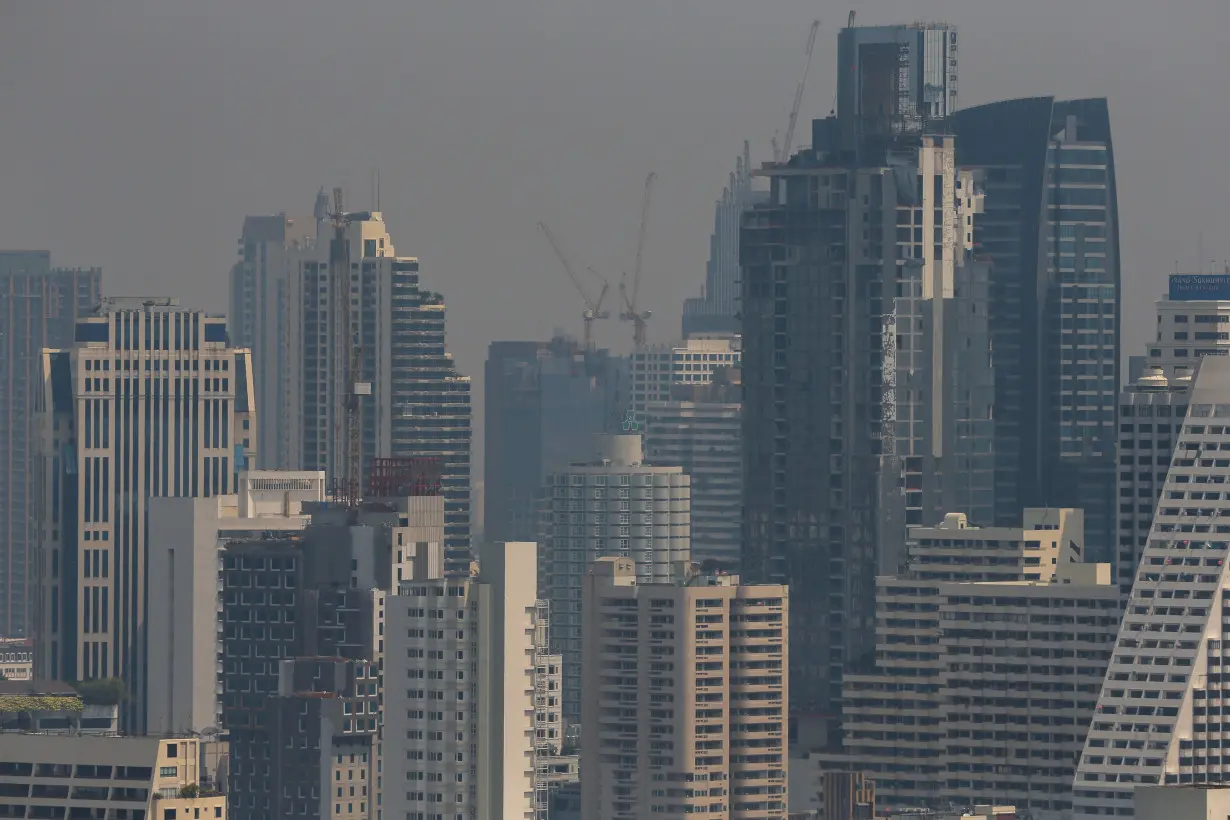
0 1 1221 468
0 5 1226 819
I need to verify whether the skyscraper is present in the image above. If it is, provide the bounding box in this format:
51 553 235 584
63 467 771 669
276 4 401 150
1113 275 1230 597
1074 355 1230 818
951 96 1121 559
33 298 257 732
682 141 764 337
484 336 625 544
230 199 473 568
741 124 990 745
229 209 318 471
0 252 101 639
537 434 690 725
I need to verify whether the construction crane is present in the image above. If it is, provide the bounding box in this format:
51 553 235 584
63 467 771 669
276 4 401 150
774 19 821 163
619 172 656 349
537 221 611 350
329 187 370 505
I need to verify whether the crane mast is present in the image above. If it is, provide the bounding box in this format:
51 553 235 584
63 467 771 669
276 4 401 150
619 171 656 349
329 188 367 504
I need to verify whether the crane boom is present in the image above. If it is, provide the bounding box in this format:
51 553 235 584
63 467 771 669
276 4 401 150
630 171 655 311
778 19 821 163
538 221 610 350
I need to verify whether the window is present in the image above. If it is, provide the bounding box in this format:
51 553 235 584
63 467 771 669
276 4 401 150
159 766 178 777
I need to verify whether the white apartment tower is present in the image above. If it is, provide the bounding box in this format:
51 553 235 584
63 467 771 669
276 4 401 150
537 433 690 725
230 197 473 567
644 369 742 567
1074 355 1230 819
1116 275 1230 596
32 298 258 732
383 540 538 820
581 557 789 819
629 336 741 420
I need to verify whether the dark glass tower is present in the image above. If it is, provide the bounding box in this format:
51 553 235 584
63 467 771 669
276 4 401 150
951 97 1120 560
741 21 993 748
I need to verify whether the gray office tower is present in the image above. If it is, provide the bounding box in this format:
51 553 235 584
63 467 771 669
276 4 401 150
683 141 765 337
741 22 997 747
484 336 625 543
950 97 1120 560
0 253 100 639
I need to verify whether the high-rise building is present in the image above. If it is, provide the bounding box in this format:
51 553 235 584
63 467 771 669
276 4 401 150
231 200 473 568
145 469 326 735
0 252 101 639
1074 355 1230 818
484 336 625 544
837 509 1118 813
628 336 740 420
229 209 318 471
833 23 959 161
580 556 789 819
741 124 990 744
537 434 690 725
644 367 743 567
1115 275 1230 596
950 96 1121 559
683 142 765 337
33 298 256 732
383 540 538 820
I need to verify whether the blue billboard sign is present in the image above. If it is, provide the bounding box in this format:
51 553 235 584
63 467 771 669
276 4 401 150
1169 274 1230 301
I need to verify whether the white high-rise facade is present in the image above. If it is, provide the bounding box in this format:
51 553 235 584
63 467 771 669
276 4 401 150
1074 354 1230 818
644 371 742 567
537 433 690 725
383 540 537 820
838 509 1119 815
230 199 473 568
1115 276 1230 596
32 298 258 732
629 337 740 419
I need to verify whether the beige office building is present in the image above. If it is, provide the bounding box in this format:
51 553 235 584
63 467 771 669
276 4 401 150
33 298 258 733
581 557 789 819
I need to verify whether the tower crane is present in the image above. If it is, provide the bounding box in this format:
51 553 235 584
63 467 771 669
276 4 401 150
537 221 611 350
329 187 369 505
619 172 656 349
775 19 821 163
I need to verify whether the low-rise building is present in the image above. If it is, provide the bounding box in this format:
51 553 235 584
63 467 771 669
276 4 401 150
0 731 224 819
0 639 32 682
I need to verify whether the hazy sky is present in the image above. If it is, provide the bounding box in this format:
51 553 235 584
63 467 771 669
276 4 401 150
2 0 1228 464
